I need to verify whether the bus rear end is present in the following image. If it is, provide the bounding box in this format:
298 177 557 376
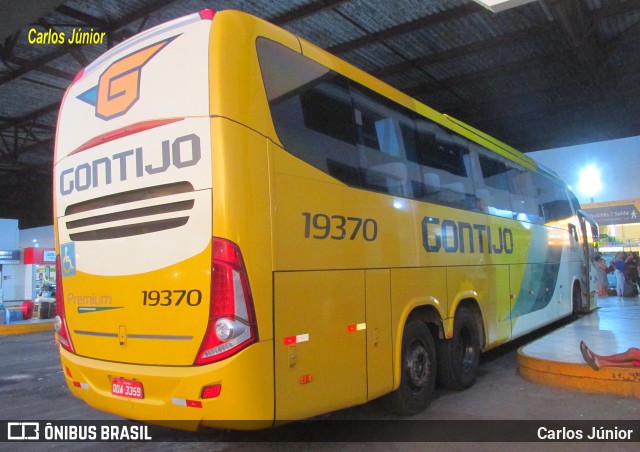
53 10 273 430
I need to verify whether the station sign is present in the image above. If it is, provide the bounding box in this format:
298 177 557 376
0 250 20 264
23 247 56 264
583 203 640 226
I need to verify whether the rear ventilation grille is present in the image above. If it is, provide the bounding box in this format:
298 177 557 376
66 200 194 229
64 182 195 241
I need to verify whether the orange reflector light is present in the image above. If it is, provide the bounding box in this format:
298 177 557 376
172 397 203 408
65 367 73 378
201 384 222 399
299 374 313 385
283 333 309 345
347 323 366 332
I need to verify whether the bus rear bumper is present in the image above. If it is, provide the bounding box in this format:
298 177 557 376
59 340 274 431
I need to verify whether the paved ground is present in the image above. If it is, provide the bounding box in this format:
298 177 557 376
1 324 638 451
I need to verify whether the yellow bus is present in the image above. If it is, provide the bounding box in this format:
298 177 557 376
53 9 598 430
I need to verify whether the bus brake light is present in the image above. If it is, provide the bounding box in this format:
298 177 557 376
195 238 258 365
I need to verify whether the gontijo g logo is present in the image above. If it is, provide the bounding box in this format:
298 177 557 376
77 35 178 120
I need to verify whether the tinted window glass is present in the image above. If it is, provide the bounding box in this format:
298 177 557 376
301 83 355 144
533 173 572 223
506 167 541 223
258 38 361 186
416 124 467 177
414 121 478 210
351 86 418 197
258 37 568 219
477 154 512 217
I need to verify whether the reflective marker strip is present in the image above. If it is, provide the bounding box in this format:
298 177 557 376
172 397 202 408
347 323 366 332
73 381 89 389
284 333 309 345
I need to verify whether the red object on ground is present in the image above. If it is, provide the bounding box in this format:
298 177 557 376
22 300 34 320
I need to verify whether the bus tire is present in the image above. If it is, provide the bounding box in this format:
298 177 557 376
436 306 481 390
381 319 436 415
571 282 582 318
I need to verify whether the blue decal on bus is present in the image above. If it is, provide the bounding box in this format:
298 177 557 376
61 242 77 277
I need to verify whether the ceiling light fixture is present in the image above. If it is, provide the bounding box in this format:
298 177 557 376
473 0 537 13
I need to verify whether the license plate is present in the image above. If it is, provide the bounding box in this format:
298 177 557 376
111 377 144 399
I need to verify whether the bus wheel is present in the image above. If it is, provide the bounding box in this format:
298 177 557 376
436 306 481 390
382 319 436 415
571 282 582 318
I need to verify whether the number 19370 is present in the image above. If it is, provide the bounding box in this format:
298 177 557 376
142 290 202 306
302 212 378 241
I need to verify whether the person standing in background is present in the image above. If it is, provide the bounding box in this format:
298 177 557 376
594 254 608 298
613 252 626 297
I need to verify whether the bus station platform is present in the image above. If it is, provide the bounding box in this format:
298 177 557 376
0 318 54 335
518 297 640 399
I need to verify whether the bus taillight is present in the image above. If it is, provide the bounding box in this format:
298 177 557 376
54 255 76 353
195 238 258 365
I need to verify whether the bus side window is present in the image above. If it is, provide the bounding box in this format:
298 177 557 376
351 87 416 198
415 121 477 211
257 38 362 187
477 154 512 218
507 167 541 224
534 173 573 223
301 83 356 145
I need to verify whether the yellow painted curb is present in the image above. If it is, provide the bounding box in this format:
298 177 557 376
518 349 640 398
0 320 55 335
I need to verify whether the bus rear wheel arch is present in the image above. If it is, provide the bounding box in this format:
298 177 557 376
381 318 437 415
436 303 482 390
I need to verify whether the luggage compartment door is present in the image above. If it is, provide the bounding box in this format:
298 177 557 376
274 270 366 421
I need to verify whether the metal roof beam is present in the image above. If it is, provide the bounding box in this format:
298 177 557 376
370 0 640 80
327 2 482 55
0 46 72 85
443 72 640 135
0 103 59 133
5 55 74 81
107 0 181 31
478 97 640 151
55 5 107 28
373 21 556 78
404 28 640 99
272 0 350 25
